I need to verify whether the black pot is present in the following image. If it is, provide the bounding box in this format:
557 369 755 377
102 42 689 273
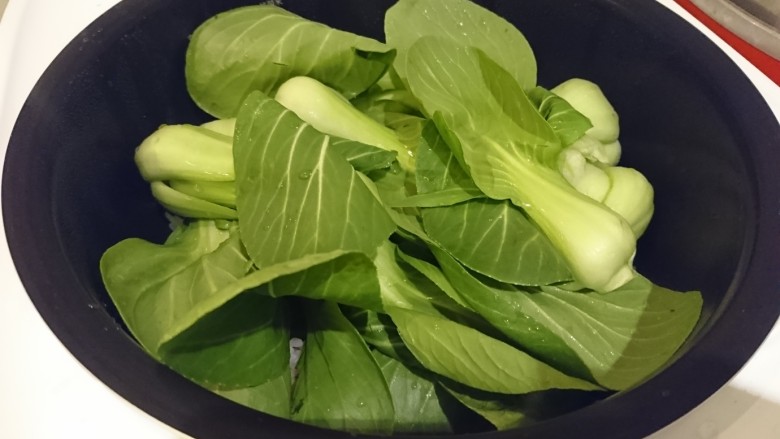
4 0 780 438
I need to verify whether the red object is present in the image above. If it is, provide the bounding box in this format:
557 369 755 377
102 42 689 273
674 0 780 86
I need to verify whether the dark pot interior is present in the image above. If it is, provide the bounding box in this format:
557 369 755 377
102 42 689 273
3 0 780 438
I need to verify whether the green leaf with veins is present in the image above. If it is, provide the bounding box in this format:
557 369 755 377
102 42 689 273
374 241 478 326
234 91 396 267
537 280 702 389
434 246 702 390
100 221 230 335
366 162 414 208
395 249 469 309
291 301 395 434
385 0 537 90
161 293 289 390
388 307 600 394
528 86 592 147
103 222 387 390
186 5 394 118
386 122 484 208
415 122 482 198
422 198 571 286
103 226 250 356
162 250 374 329
373 350 454 434
101 224 290 389
331 138 397 173
344 307 419 366
432 247 591 381
264 252 383 312
406 35 637 293
405 37 559 166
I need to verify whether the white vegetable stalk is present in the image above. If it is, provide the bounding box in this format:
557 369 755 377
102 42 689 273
558 153 654 237
559 148 655 238
491 143 637 292
558 148 611 201
552 79 654 239
602 167 655 237
134 124 235 181
568 133 621 167
552 78 620 144
150 181 237 220
275 76 416 171
200 118 236 137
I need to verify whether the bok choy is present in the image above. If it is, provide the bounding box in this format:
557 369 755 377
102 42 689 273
102 0 702 435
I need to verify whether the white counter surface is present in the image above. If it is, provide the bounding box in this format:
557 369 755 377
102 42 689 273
1 1 778 438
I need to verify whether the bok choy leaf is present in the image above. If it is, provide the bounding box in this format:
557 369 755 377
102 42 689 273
186 5 395 118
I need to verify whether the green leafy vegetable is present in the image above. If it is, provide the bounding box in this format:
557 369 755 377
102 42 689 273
385 0 537 90
100 0 703 434
404 36 637 292
186 5 395 118
161 292 289 390
528 86 592 147
291 301 395 434
388 307 601 394
263 252 383 312
373 350 455 433
344 307 419 365
422 199 571 285
434 247 702 390
412 121 483 205
330 139 399 174
101 222 245 357
537 281 702 390
375 241 480 326
101 223 290 389
233 91 396 267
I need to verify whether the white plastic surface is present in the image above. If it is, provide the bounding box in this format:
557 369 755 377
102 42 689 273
0 1 778 438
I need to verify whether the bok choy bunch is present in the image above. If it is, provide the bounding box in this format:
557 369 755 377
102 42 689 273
102 0 702 435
